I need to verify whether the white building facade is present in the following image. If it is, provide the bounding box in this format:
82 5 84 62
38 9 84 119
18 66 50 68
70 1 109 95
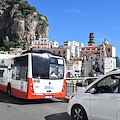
63 41 79 57
66 60 82 77
50 41 59 48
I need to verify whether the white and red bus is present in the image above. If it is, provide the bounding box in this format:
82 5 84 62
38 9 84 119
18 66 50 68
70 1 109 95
0 50 66 99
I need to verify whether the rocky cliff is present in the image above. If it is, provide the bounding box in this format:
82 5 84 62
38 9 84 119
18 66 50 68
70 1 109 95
0 0 49 50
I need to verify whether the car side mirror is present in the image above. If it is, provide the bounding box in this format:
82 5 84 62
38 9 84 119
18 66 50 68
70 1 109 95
90 88 96 94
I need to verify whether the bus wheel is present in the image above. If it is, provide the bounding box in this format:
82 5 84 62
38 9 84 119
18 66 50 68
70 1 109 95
7 84 11 97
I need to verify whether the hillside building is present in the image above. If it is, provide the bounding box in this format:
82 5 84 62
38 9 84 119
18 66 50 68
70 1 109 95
66 57 82 77
63 41 79 57
32 38 50 49
80 33 116 76
50 41 59 48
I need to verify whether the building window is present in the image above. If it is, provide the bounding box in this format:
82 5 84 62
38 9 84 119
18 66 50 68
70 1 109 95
53 51 55 53
1 60 4 63
95 62 98 65
108 48 110 52
68 66 70 70
58 51 60 54
63 51 65 54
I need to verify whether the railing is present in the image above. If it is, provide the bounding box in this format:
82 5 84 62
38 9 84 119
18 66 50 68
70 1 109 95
65 77 99 98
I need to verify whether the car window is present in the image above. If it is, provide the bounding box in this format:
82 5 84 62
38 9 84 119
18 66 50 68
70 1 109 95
97 75 120 93
86 74 120 93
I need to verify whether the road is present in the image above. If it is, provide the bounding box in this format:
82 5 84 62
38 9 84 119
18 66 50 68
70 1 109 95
0 91 72 120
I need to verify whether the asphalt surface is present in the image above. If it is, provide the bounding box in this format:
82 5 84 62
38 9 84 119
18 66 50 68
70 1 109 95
0 90 72 120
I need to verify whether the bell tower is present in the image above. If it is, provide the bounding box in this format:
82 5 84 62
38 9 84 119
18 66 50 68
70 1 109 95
88 33 95 46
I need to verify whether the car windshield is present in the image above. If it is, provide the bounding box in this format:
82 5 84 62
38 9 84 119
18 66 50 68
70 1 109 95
32 54 64 79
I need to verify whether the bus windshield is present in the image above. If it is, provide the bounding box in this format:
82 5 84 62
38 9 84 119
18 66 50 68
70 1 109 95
32 54 64 79
49 58 64 79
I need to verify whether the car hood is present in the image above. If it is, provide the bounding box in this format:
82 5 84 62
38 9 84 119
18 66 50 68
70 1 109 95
72 87 85 96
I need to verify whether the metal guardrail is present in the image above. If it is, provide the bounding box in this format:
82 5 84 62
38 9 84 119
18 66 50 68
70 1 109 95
66 82 77 97
65 77 99 97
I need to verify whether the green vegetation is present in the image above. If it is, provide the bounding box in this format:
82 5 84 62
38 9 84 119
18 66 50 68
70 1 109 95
3 0 48 21
0 38 28 51
89 71 93 77
3 0 48 24
19 1 37 15
0 0 48 51
6 0 37 15
1 40 17 51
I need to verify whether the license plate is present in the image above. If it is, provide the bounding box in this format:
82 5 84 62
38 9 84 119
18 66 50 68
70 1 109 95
44 95 53 98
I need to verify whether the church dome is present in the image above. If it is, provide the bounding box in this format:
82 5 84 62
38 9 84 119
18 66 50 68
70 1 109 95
103 38 109 45
80 42 84 48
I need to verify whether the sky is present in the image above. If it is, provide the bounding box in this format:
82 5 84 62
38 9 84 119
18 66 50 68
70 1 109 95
27 0 120 57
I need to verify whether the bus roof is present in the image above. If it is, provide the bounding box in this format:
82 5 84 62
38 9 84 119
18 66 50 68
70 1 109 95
22 50 62 57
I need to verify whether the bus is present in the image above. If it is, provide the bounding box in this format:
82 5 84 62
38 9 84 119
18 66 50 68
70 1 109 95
0 50 66 99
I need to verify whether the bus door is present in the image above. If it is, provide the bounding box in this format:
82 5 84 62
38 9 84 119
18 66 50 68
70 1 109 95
11 56 28 98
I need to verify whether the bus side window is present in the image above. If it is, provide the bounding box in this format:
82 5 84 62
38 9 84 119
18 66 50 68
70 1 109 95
0 70 4 77
14 56 28 81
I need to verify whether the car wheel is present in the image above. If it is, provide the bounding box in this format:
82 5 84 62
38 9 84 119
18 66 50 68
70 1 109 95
71 105 88 120
7 84 11 97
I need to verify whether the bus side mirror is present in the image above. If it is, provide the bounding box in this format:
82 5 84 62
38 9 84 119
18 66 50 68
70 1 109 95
8 65 12 70
8 64 15 70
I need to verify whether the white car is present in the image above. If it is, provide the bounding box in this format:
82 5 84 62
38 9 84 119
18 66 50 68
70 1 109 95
68 69 120 120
